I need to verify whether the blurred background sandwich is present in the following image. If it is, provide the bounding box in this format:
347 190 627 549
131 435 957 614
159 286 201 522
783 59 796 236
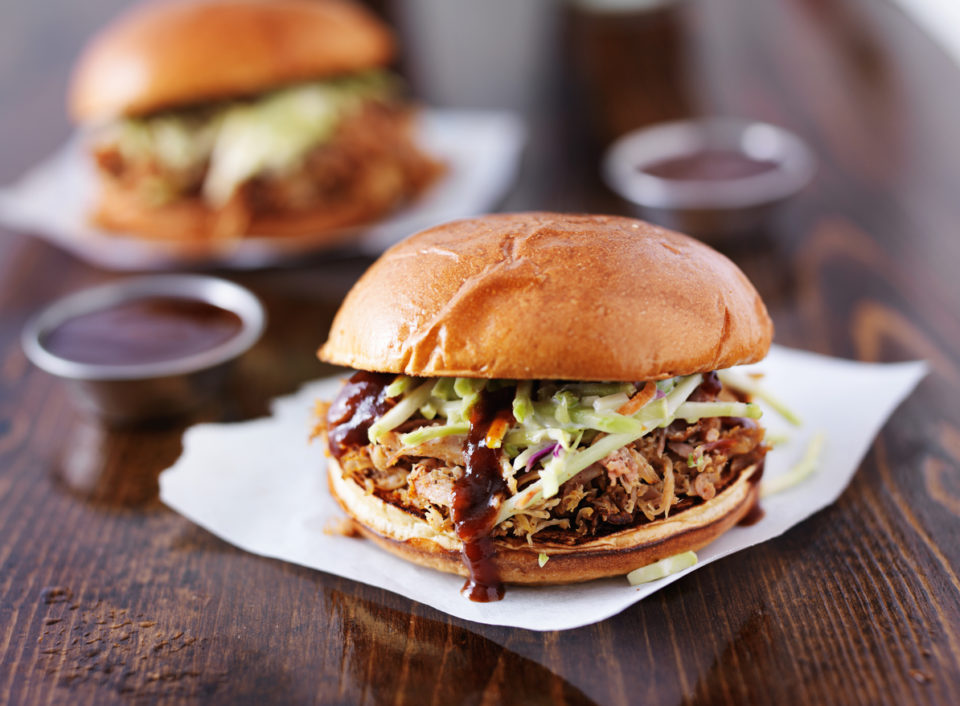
69 0 442 243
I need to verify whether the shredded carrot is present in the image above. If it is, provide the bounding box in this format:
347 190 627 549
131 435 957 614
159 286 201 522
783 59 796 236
617 381 657 415
485 411 513 448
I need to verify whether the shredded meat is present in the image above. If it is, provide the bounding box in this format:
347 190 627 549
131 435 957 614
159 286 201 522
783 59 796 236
322 378 769 541
373 431 466 469
93 100 442 238
240 102 439 224
601 447 640 486
409 461 462 508
500 418 765 538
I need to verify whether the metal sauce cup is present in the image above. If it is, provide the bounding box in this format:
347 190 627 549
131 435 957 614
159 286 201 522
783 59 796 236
602 118 817 238
22 275 265 426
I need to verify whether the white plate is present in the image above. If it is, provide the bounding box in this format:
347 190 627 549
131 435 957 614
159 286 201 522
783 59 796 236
0 109 526 270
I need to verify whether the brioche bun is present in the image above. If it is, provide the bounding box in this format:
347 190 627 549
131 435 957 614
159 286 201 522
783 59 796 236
70 0 394 122
328 457 761 584
319 212 773 380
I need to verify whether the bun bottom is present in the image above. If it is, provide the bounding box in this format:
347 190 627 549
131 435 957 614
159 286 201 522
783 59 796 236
327 459 761 585
91 179 403 253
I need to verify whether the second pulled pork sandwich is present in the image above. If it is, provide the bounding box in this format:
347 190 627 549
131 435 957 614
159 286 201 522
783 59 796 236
316 212 773 601
70 0 441 244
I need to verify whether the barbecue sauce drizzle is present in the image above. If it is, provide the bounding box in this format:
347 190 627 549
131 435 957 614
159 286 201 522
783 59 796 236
326 371 394 461
700 370 722 397
326 374 512 601
453 390 513 602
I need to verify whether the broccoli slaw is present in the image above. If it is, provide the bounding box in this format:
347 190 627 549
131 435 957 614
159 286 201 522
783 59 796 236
360 372 765 526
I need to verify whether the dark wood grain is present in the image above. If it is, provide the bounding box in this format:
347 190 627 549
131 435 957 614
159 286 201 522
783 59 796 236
3 0 960 704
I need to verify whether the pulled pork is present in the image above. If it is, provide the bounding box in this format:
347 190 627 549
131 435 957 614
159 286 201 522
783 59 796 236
93 100 441 238
318 379 768 542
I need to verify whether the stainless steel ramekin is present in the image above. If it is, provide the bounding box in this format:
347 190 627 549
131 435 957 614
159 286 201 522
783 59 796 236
22 275 266 425
602 118 817 238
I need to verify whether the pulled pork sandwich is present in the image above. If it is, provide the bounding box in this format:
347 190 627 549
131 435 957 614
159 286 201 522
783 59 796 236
315 213 773 601
69 0 441 244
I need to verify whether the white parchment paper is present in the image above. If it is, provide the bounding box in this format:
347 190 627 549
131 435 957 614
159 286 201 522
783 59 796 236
159 345 926 631
0 109 524 270
890 0 960 70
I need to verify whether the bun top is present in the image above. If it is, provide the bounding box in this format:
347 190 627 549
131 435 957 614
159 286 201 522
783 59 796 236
319 213 773 381
70 0 394 122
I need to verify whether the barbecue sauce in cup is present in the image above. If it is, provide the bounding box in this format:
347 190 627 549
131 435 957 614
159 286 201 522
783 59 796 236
42 297 243 367
642 150 780 181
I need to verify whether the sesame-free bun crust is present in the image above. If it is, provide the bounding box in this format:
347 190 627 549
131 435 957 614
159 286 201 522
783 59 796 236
328 458 761 584
70 0 394 122
319 213 773 381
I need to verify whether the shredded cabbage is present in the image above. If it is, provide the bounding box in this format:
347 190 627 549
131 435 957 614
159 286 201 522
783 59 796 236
431 377 456 401
109 71 393 206
594 391 630 412
367 380 434 444
512 381 534 423
385 375 415 398
761 431 825 498
513 442 557 472
539 452 564 499
450 378 485 423
399 422 469 446
549 391 574 425
454 377 485 399
626 551 698 585
673 401 762 423
765 432 791 447
656 378 678 394
561 382 634 396
716 370 802 426
495 374 703 522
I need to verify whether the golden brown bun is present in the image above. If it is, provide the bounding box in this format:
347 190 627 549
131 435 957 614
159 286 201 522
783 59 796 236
70 0 394 122
328 458 760 585
319 212 774 381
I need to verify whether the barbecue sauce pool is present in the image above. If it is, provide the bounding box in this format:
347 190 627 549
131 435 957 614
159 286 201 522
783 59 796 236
642 150 779 181
738 503 765 526
42 297 243 366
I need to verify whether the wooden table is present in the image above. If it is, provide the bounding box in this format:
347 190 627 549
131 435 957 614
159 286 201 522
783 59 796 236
2 0 960 703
